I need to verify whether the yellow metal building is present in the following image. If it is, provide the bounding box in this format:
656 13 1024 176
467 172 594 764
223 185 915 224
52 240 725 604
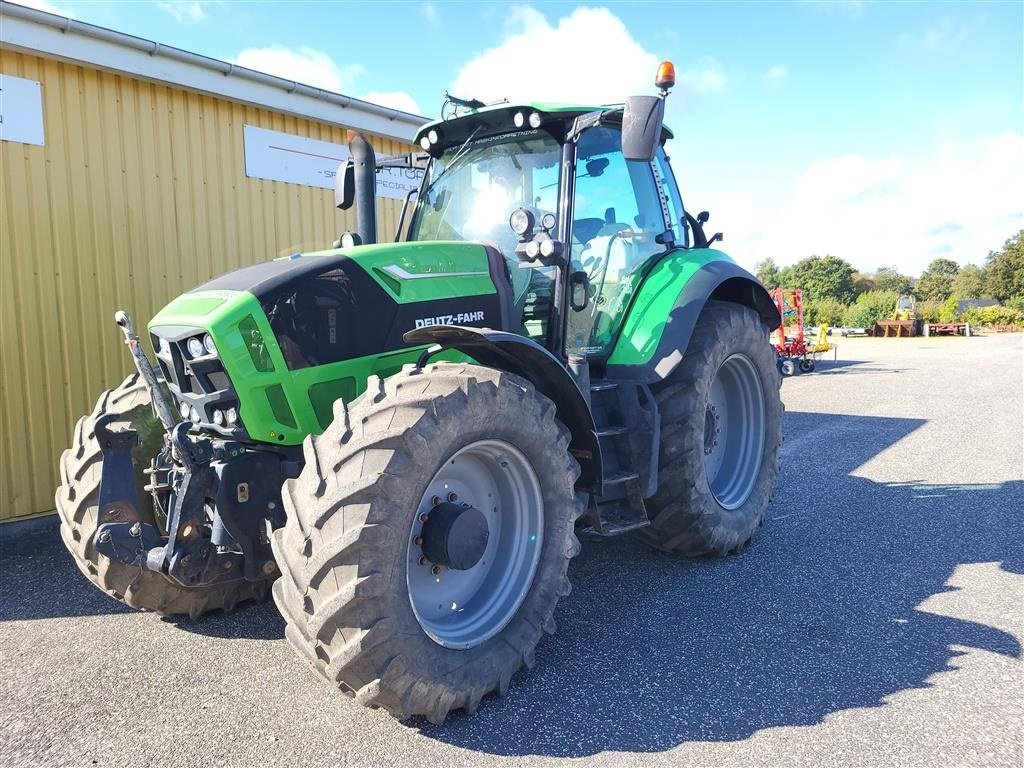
0 2 424 521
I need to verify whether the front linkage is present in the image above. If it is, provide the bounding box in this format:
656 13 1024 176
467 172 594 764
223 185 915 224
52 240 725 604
93 312 288 588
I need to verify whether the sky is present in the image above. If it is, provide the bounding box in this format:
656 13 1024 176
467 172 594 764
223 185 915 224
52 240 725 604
13 0 1024 275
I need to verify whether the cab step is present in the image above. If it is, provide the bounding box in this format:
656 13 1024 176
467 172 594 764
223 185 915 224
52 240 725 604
582 476 650 536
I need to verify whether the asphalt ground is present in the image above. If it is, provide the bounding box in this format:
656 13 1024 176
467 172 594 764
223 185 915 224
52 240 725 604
2 333 1022 768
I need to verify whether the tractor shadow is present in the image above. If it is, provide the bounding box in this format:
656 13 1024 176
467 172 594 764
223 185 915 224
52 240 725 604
0 517 286 638
0 518 135 622
418 410 1023 757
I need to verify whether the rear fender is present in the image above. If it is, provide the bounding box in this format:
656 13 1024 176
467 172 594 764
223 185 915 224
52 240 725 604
403 326 602 492
606 252 779 383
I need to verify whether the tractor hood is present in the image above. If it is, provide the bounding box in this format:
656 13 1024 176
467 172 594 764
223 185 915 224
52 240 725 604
147 241 509 445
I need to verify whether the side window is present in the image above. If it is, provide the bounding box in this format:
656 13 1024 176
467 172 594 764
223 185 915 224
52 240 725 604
571 127 665 268
566 127 669 357
655 148 686 246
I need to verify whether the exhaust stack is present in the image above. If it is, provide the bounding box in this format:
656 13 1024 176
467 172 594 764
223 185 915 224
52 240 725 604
347 131 377 245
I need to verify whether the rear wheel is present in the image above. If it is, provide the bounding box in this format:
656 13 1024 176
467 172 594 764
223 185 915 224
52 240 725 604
272 362 583 723
637 301 782 556
55 374 270 617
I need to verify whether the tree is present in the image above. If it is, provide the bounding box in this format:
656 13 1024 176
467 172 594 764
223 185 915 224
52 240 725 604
784 254 857 304
950 264 987 300
842 290 900 329
852 272 876 296
755 258 780 289
915 258 960 302
984 230 1024 301
873 266 913 295
805 297 847 327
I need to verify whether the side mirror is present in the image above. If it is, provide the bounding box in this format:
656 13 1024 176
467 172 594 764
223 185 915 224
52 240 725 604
335 160 355 210
621 95 665 162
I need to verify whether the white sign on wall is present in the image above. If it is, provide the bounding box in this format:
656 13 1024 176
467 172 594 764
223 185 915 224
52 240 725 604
0 74 45 146
242 125 423 200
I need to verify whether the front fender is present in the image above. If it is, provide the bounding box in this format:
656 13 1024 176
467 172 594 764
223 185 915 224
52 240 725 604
605 249 779 383
403 326 602 492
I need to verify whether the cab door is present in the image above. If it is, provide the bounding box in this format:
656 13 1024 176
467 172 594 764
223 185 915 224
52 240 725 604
565 126 672 357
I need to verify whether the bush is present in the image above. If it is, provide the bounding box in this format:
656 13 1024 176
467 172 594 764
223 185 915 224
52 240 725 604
938 296 959 323
842 290 900 329
1005 295 1024 313
805 297 847 327
961 304 1024 327
916 300 943 323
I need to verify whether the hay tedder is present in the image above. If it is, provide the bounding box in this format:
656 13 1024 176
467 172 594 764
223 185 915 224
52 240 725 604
770 288 833 375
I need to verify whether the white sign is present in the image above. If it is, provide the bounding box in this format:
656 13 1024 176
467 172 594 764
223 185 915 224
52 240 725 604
0 74 45 146
243 124 423 200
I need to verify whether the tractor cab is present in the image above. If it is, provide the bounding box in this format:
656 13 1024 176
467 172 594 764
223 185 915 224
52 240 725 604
338 85 690 365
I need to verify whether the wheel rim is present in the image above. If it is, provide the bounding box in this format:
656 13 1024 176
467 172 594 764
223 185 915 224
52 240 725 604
407 439 544 649
703 353 766 510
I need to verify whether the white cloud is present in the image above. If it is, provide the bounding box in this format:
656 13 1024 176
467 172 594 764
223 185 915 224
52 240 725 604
421 2 439 24
229 46 418 114
921 18 968 50
678 57 726 94
763 64 788 83
9 0 75 17
451 6 658 105
451 6 725 106
709 133 1024 275
360 91 423 116
231 47 364 93
156 1 208 23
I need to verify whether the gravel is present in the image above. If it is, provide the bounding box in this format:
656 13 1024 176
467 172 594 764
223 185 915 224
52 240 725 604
2 333 1021 768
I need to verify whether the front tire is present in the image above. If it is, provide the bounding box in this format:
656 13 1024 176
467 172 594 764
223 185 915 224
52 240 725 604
55 374 270 617
637 301 783 556
271 362 583 723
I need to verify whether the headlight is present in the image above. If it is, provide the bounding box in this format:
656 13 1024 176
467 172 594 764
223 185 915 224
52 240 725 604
513 111 525 128
540 212 556 231
427 129 438 144
203 334 217 356
528 112 542 128
225 407 239 425
509 208 533 236
420 136 431 150
213 409 225 426
187 337 204 358
189 406 200 423
179 401 190 418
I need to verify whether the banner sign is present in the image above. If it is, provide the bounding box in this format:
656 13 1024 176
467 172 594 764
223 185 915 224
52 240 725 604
243 125 423 200
0 74 45 146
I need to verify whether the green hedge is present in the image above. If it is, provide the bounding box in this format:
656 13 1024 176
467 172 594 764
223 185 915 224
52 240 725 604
842 290 900 328
961 305 1024 326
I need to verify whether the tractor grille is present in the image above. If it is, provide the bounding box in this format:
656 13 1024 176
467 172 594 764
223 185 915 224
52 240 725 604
150 327 245 438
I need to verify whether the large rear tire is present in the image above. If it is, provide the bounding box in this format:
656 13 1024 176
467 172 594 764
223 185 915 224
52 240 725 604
636 301 782 556
271 362 583 723
55 374 270 617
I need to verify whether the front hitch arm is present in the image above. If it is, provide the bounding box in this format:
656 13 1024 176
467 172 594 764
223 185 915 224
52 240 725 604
114 310 177 431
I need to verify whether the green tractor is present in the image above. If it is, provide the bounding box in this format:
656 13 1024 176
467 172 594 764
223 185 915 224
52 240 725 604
56 63 782 723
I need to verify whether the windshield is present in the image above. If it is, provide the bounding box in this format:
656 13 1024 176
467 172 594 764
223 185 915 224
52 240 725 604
407 133 562 256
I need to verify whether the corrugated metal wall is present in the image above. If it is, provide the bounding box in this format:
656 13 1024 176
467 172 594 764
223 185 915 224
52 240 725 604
0 49 413 521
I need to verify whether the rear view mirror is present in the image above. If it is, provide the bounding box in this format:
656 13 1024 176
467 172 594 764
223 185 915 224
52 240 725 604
335 160 355 210
621 95 665 162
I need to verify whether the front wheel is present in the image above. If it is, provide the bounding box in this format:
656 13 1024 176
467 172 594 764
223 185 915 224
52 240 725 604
271 363 583 723
637 301 783 556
